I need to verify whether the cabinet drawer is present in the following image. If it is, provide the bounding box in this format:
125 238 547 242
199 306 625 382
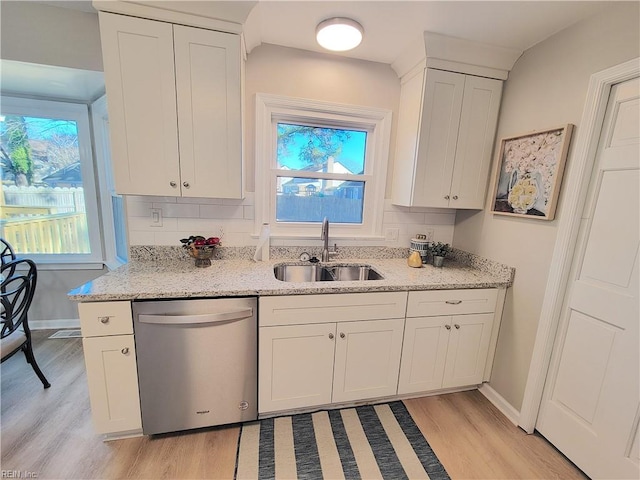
79 301 133 337
407 289 497 317
260 292 408 327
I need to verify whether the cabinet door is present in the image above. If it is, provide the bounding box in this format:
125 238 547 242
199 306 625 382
442 313 494 388
397 316 450 394
174 26 242 199
82 335 142 434
392 66 426 206
449 76 503 209
413 69 465 207
332 318 405 403
99 12 180 196
259 324 336 413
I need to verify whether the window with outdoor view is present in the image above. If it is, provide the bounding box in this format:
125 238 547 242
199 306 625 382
256 94 392 238
276 123 367 224
0 97 103 263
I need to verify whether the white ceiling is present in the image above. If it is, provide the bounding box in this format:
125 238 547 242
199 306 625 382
243 1 610 65
37 1 611 65
3 1 612 101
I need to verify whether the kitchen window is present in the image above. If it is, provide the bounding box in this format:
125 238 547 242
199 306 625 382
0 96 120 266
255 93 392 238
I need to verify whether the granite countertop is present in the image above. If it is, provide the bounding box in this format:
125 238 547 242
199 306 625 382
68 246 514 302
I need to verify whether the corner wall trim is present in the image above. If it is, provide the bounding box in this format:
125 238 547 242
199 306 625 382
479 383 520 426
518 57 640 434
30 319 81 330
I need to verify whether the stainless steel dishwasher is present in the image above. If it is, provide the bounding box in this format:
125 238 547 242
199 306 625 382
132 297 257 435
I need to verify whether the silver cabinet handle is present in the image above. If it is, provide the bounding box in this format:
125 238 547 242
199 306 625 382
99 316 110 324
454 324 460 329
328 333 334 340
121 347 129 355
340 332 345 339
183 181 190 188
452 195 458 200
444 195 450 200
445 324 451 330
170 181 177 188
445 300 462 305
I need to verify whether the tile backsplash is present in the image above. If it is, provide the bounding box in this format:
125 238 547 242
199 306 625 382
126 194 455 249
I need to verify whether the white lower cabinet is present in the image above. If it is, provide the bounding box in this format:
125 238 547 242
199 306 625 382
79 301 142 435
398 289 498 395
82 335 142 434
398 313 493 394
258 292 407 414
259 323 336 412
259 318 404 413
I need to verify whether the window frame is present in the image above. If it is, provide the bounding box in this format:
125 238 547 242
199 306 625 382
91 94 128 268
1 96 104 265
255 93 392 238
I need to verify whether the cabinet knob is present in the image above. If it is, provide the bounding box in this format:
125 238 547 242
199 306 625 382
454 324 460 329
99 316 110 324
340 332 345 339
328 333 334 340
444 195 450 200
452 195 459 200
170 181 178 188
445 324 451 330
445 300 462 305
121 347 129 355
183 181 190 188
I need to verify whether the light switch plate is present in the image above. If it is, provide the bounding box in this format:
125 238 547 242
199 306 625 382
385 228 399 242
150 208 162 227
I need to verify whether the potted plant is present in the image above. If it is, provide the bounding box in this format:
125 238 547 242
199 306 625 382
429 242 450 267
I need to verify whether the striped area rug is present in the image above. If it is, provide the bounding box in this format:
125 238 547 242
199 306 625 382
235 401 450 480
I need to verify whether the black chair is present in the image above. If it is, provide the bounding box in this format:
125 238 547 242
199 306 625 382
1 238 16 268
1 258 51 388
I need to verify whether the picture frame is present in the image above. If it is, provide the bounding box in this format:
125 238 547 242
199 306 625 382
491 124 574 220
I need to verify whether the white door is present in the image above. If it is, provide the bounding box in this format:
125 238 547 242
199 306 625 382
258 323 336 413
99 12 180 196
414 69 465 207
537 77 640 479
332 318 405 403
174 25 242 199
397 316 450 394
450 75 502 209
82 335 141 434
442 313 494 388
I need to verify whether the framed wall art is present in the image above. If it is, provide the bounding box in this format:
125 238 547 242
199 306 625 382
491 124 574 220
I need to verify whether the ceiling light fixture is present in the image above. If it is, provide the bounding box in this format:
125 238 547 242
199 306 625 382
316 17 364 52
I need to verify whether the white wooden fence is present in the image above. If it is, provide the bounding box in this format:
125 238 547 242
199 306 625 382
1 186 89 253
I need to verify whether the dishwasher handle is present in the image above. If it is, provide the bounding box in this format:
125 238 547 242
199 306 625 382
138 307 253 326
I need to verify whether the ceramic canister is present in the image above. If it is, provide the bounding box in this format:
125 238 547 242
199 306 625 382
410 236 430 264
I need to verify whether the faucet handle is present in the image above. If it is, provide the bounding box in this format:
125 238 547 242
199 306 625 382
328 243 339 259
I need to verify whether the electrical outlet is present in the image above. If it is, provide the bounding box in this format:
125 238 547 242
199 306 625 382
150 208 162 227
425 229 434 242
385 228 399 242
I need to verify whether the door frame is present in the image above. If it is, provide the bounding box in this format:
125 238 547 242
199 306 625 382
519 57 640 434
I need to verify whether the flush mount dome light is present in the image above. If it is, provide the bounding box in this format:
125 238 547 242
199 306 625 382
316 17 364 52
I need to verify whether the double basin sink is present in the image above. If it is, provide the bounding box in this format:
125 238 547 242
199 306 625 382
274 263 383 282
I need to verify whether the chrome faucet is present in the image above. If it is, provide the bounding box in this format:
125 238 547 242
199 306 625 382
320 217 337 262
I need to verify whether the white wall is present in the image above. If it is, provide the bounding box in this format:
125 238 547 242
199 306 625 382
0 1 103 71
453 2 640 411
126 44 457 249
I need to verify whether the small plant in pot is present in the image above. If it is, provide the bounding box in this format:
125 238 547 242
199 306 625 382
429 242 450 267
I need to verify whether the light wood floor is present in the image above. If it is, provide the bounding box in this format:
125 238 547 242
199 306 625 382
1 331 586 479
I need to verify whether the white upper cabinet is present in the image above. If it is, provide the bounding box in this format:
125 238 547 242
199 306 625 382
392 67 502 209
99 12 242 198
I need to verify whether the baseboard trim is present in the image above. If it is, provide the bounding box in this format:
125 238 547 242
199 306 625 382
30 319 81 330
479 383 520 426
